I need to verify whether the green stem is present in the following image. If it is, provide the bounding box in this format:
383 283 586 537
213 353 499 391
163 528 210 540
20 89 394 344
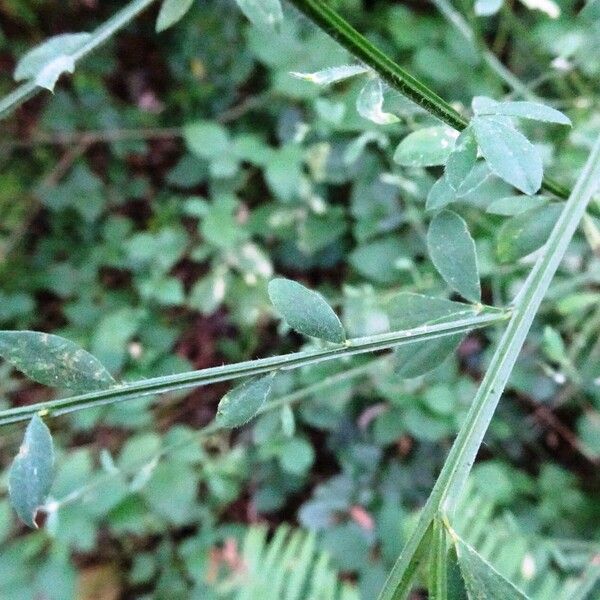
378 132 600 600
0 0 158 121
0 312 506 426
286 0 569 199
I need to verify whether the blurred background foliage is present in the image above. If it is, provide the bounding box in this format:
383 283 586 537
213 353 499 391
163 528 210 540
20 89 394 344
0 0 599 598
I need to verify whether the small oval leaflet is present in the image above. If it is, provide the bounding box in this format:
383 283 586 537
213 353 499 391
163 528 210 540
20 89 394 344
216 373 276 428
427 210 481 303
472 116 543 195
394 126 459 167
426 175 456 211
472 96 571 126
156 0 195 32
356 78 399 125
445 128 478 191
0 330 116 391
235 0 283 31
9 414 55 528
268 278 346 343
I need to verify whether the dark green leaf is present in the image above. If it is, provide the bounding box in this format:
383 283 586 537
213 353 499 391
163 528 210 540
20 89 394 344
427 210 481 303
216 374 275 428
496 204 562 263
9 415 55 528
0 330 116 391
455 535 530 599
156 0 195 32
472 116 542 195
268 278 346 343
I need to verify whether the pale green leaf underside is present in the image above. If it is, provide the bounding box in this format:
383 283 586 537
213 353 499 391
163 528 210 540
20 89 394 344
290 64 368 85
9 415 55 528
14 32 91 91
356 78 399 125
427 210 481 303
156 0 195 32
0 330 116 391
486 195 550 216
268 278 346 343
394 126 459 167
446 128 478 191
235 0 284 30
455 536 531 599
216 373 275 427
472 116 543 195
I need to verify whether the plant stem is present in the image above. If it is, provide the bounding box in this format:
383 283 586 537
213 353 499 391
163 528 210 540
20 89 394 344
286 0 570 199
0 0 158 121
0 312 506 426
378 132 600 600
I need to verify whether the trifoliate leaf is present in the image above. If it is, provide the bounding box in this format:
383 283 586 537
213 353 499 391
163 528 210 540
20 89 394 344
156 0 195 32
394 126 459 167
472 97 571 125
446 128 478 190
427 210 481 303
14 33 90 91
472 116 543 195
235 0 283 31
268 278 346 343
9 415 55 528
290 64 369 86
0 330 116 391
356 78 400 125
216 374 275 427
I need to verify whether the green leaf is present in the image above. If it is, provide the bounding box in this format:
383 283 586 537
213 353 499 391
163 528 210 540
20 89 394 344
446 128 478 191
235 0 283 30
427 210 481 303
183 120 230 159
394 126 459 167
455 535 530 599
8 415 55 528
472 97 571 126
216 374 275 428
156 0 195 32
14 33 91 92
0 330 116 391
485 195 550 216
290 64 369 85
496 203 562 263
268 278 346 343
356 78 399 125
427 176 457 211
386 293 477 379
472 116 543 195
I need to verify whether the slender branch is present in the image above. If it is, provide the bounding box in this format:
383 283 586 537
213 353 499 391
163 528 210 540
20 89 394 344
378 132 600 600
0 0 158 121
0 311 507 426
286 0 570 199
